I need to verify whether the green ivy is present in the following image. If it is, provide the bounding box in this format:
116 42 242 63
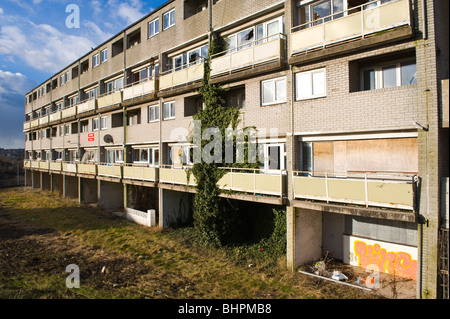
190 35 260 246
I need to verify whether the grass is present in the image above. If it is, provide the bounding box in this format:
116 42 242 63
0 187 380 300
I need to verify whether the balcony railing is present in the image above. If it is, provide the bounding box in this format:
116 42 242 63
97 90 123 109
77 162 97 175
61 105 77 119
159 165 197 186
291 0 411 55
77 99 97 114
159 165 286 197
23 122 31 131
123 164 159 182
218 167 285 197
49 110 62 122
159 62 204 91
49 161 62 172
123 78 156 100
292 170 416 211
210 33 285 77
97 163 123 179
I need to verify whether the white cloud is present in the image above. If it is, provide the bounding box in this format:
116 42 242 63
0 21 96 74
0 69 35 97
0 8 4 15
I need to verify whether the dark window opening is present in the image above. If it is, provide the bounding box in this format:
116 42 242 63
112 112 124 128
184 95 204 117
127 29 141 49
184 0 208 19
80 60 89 74
112 38 124 57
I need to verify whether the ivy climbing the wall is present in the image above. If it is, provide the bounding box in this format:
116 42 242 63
190 35 260 246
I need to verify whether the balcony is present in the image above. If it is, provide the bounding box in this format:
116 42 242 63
218 167 285 197
23 160 31 169
97 91 122 109
291 0 411 55
30 118 39 129
292 171 416 211
39 161 50 170
97 163 122 179
77 163 97 175
123 164 159 182
61 106 77 119
123 79 156 100
23 122 31 131
63 162 78 174
159 165 197 186
49 161 62 172
159 165 286 197
40 115 49 126
49 110 62 123
77 99 97 114
210 33 285 77
159 62 204 91
30 160 40 169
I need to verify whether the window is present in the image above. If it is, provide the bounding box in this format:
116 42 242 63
81 149 98 163
93 54 100 67
68 95 79 107
92 118 99 131
87 87 99 100
163 9 175 30
101 49 108 63
361 60 417 91
100 116 107 130
262 77 286 105
107 149 124 164
296 0 345 29
69 150 79 162
295 68 326 100
81 120 89 133
105 77 124 94
149 18 160 37
55 151 63 161
163 101 176 120
148 105 159 122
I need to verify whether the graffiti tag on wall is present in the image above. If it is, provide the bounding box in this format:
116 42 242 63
353 240 418 280
345 236 418 280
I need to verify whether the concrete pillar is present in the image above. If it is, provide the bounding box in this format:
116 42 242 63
286 205 296 271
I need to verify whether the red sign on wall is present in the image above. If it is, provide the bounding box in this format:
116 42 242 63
88 133 95 142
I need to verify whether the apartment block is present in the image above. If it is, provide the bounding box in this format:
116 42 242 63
22 0 449 299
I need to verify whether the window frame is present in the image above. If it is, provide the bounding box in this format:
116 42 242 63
359 58 417 91
101 49 108 63
295 68 327 101
93 54 100 68
261 76 287 106
100 116 108 130
163 8 176 30
148 105 160 123
92 118 100 131
163 101 176 120
148 18 160 38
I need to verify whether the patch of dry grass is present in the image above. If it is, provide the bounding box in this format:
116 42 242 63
0 187 380 299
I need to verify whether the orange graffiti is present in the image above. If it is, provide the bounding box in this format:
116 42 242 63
354 241 417 280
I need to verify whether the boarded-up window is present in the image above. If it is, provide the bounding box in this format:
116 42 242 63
306 137 418 174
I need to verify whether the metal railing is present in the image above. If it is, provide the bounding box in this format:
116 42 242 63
292 170 417 210
291 0 410 54
210 33 286 76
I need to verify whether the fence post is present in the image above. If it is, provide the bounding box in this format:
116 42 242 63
365 173 369 207
148 209 156 227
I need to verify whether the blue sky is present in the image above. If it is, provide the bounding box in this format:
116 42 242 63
0 0 167 148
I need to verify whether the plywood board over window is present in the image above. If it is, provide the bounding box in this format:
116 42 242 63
309 137 418 175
